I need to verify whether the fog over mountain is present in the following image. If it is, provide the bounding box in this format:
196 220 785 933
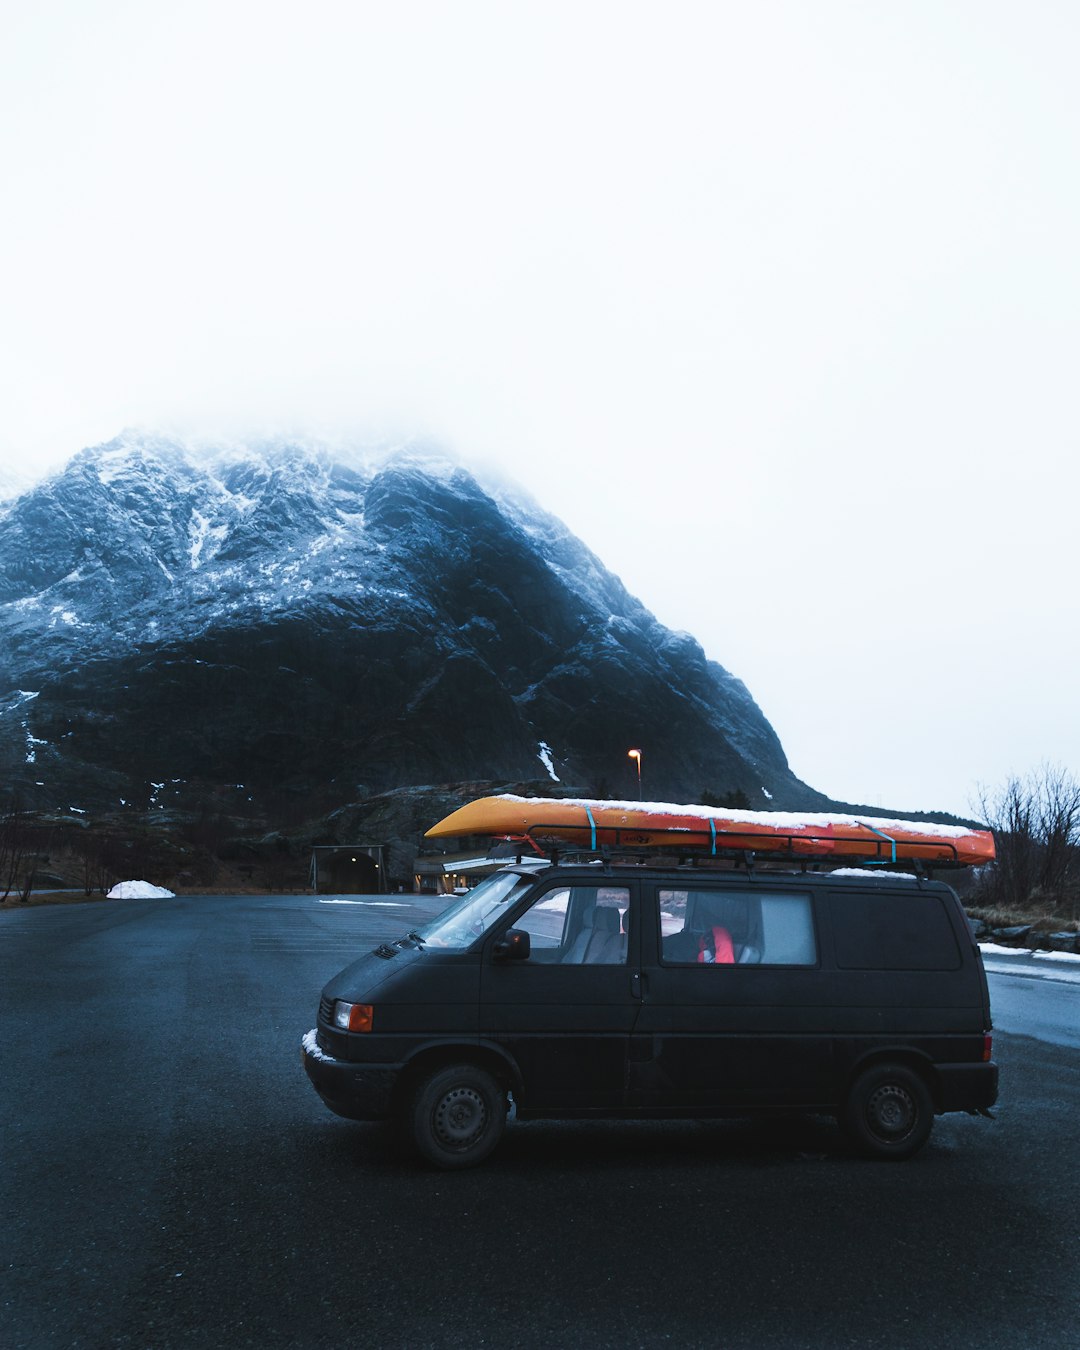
0 434 827 822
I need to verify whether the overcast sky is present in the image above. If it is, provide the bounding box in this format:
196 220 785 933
2 1 1078 817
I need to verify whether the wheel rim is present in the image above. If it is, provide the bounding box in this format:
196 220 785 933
866 1083 916 1142
433 1085 487 1150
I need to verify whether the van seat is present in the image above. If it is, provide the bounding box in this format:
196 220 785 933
563 905 624 964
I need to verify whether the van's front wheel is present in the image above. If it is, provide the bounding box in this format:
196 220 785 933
408 1064 507 1169
843 1063 934 1159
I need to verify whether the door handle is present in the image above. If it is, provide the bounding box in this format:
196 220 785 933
631 971 647 1000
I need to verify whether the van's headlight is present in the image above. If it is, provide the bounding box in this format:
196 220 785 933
333 1001 374 1033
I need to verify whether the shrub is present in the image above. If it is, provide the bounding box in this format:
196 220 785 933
972 765 1080 921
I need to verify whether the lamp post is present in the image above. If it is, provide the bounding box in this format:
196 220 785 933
627 748 642 799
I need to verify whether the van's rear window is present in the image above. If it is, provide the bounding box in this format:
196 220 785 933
828 892 962 971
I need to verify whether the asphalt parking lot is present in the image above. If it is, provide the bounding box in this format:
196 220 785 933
3 893 1078 1349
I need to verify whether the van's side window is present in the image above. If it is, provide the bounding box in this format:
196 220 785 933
828 893 961 970
660 889 816 966
514 886 630 964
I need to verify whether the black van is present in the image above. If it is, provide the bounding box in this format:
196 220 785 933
302 861 997 1167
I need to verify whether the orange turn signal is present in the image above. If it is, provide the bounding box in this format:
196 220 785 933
347 1003 374 1033
983 1033 993 1062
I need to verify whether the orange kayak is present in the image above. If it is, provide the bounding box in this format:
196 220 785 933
425 795 996 867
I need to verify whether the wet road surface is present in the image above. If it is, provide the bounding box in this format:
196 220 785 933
2 893 1078 1349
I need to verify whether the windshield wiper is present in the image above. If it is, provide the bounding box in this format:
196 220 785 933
396 930 426 949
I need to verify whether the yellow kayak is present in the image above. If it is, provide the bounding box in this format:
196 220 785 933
425 794 996 867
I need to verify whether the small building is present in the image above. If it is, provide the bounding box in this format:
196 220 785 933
309 845 387 894
412 853 509 895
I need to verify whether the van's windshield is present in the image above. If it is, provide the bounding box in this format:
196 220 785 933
415 872 535 949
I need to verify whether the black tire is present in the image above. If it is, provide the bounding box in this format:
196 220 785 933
842 1062 934 1160
408 1063 507 1169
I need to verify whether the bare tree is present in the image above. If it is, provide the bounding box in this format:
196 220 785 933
73 830 107 896
0 800 52 902
0 798 32 900
1036 763 1080 904
974 765 1080 920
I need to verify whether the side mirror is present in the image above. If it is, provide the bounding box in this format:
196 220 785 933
493 928 531 962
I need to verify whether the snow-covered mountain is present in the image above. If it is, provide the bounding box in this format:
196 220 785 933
0 463 35 502
0 433 826 818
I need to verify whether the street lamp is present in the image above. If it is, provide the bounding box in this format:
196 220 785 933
627 748 642 799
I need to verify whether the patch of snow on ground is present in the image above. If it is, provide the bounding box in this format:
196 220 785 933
108 880 176 899
981 949 1080 986
318 899 409 906
980 942 1080 963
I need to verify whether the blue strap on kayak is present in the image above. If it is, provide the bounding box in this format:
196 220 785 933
861 821 897 865
585 803 597 850
709 818 717 855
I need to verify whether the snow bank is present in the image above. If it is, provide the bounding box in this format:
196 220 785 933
981 942 1080 963
318 899 409 906
108 880 176 899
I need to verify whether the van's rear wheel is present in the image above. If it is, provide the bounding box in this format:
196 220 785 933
408 1063 507 1169
843 1063 934 1159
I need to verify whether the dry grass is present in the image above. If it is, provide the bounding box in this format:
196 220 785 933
966 904 1079 933
0 890 111 909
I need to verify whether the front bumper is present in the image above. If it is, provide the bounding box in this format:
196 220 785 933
301 1029 402 1121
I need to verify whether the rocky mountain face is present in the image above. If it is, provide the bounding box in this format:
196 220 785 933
0 434 827 825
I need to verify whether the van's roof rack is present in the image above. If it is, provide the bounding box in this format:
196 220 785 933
486 820 961 874
490 832 949 876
